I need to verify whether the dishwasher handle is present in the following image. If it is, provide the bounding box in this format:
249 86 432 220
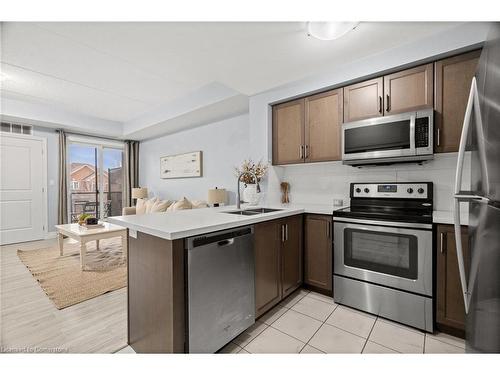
187 226 254 249
217 238 235 247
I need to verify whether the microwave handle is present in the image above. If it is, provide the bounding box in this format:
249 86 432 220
409 113 416 154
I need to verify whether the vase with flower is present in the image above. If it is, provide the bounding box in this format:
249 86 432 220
234 159 268 206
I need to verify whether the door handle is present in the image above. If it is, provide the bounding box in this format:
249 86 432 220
285 224 289 241
281 224 285 242
440 232 446 254
437 128 441 147
299 145 303 159
386 94 390 112
304 145 309 159
378 96 382 114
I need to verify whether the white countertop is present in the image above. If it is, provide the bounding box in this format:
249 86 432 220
107 203 467 240
432 210 469 226
107 205 309 240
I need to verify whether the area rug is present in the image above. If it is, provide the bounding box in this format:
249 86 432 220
17 238 127 309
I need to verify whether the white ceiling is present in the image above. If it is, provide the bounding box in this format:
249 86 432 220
1 22 461 128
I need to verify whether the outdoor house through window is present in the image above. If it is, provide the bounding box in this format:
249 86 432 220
67 135 124 223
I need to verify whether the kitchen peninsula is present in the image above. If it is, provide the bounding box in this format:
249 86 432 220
108 205 306 353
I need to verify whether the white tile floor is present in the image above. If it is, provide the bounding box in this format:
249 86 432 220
116 288 466 354
219 289 465 354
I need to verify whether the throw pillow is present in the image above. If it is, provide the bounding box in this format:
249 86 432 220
135 198 147 215
167 197 193 211
150 199 172 213
144 197 158 213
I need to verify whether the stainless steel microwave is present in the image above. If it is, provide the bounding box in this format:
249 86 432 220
342 109 434 166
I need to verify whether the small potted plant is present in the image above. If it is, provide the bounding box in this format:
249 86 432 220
234 159 268 205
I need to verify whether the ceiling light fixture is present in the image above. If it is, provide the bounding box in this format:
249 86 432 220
307 22 360 41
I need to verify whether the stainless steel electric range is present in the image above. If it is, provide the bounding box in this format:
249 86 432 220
332 182 434 332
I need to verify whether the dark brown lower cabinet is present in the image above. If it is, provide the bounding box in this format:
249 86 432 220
254 215 303 317
281 215 303 298
436 224 469 338
254 219 282 317
304 214 332 294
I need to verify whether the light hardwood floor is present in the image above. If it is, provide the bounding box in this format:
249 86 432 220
1 237 127 353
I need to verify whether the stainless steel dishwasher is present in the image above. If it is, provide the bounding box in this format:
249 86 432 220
186 225 255 353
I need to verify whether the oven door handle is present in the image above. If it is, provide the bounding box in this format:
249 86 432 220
332 216 432 230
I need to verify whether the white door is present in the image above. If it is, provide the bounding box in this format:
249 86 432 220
0 134 46 245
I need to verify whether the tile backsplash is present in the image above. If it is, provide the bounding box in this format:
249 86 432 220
266 152 470 212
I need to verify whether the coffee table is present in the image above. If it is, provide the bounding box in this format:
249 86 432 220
55 222 127 270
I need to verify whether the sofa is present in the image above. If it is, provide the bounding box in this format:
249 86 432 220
122 196 208 215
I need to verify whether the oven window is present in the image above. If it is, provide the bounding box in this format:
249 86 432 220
344 120 411 154
344 228 418 279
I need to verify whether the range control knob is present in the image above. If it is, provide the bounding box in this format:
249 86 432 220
355 188 361 193
418 188 425 194
407 188 414 194
364 188 370 193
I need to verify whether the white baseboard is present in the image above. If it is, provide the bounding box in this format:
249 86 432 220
45 231 58 239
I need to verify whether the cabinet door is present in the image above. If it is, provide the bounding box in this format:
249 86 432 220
254 220 282 317
343 77 383 122
281 215 303 299
436 224 469 335
383 63 433 115
434 50 481 153
272 99 305 165
304 215 332 293
305 89 343 162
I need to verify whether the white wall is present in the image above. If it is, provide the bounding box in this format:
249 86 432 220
139 114 250 204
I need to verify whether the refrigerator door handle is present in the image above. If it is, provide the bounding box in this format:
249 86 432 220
453 77 478 314
454 78 476 196
453 198 470 313
454 77 490 196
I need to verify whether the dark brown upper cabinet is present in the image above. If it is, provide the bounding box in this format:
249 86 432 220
304 214 332 294
272 99 305 165
383 63 434 115
342 64 433 121
436 224 469 337
434 50 481 153
305 89 343 162
343 77 383 123
254 215 303 317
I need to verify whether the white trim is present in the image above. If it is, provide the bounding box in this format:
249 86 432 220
67 134 124 149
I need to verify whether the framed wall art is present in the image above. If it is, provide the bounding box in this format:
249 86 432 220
160 151 202 179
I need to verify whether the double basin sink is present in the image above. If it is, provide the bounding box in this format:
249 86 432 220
223 208 283 216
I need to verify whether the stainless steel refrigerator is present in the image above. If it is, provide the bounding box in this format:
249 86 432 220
454 22 500 353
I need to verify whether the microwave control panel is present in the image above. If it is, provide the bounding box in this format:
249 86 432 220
415 117 430 148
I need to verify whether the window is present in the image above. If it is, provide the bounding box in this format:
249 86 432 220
67 136 124 223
